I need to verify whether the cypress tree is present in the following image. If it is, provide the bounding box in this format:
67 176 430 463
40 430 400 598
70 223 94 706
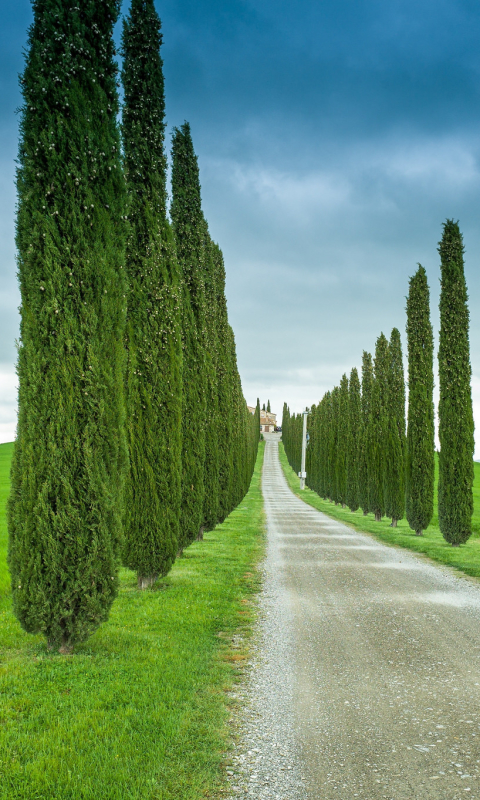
369 334 389 521
201 231 220 534
267 399 271 413
171 123 207 550
212 243 233 523
358 352 373 515
384 328 406 527
317 393 329 499
336 374 349 506
438 220 474 545
405 265 434 535
7 0 127 652
346 367 361 512
329 387 340 502
121 0 182 587
262 403 266 411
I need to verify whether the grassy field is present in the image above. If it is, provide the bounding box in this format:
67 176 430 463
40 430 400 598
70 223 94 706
0 440 265 800
279 441 480 580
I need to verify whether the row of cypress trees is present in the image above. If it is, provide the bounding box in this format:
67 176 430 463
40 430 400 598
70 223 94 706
8 0 259 653
283 221 474 546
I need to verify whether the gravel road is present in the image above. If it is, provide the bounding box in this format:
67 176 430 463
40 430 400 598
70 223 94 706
227 434 480 799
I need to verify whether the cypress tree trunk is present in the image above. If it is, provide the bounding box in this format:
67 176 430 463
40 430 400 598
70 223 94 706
358 352 373 515
406 266 435 536
384 328 406 526
171 123 207 550
369 334 389 521
8 0 127 652
438 221 474 545
346 367 361 512
121 0 182 586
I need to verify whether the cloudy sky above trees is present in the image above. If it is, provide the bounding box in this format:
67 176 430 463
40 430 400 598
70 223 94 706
2 0 480 452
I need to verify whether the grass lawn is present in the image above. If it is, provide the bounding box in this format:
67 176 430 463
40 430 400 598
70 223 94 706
0 440 265 800
279 441 480 581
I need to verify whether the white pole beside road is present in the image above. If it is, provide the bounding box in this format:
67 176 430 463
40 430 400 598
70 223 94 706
299 408 308 490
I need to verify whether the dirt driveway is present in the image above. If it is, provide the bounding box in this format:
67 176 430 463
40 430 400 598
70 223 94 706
262 435 480 799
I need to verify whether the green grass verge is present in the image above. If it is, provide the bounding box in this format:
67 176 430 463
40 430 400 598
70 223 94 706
278 441 480 581
0 440 265 800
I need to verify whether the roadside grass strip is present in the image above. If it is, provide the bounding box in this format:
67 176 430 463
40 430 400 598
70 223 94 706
278 441 480 580
0 440 265 800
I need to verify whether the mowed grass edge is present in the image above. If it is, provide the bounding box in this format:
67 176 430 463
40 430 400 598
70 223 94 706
278 440 480 580
0 440 266 800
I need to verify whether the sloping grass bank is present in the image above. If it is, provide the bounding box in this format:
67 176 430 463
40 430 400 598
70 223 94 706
279 441 480 580
0 440 265 800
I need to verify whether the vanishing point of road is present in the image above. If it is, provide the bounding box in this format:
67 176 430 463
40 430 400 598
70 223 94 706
260 434 480 799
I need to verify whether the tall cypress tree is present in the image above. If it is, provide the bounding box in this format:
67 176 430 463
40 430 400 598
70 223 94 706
213 243 234 522
406 265 434 535
384 328 406 527
346 367 361 512
201 230 220 534
336 374 349 506
171 123 207 550
267 399 271 413
369 334 389 521
8 0 127 652
358 351 373 515
438 221 474 545
121 0 182 587
329 387 340 503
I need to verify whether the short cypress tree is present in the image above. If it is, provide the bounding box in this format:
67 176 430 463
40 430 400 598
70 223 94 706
438 221 474 545
336 375 349 506
8 0 127 652
346 367 361 512
405 265 434 535
121 0 182 587
262 403 266 411
171 123 207 550
369 334 389 521
384 328 406 527
358 351 373 514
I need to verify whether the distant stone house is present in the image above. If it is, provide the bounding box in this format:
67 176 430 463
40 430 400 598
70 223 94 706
246 404 277 433
260 410 277 433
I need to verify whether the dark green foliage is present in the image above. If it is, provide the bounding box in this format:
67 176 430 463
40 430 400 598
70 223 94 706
201 231 221 533
306 403 318 493
384 328 406 526
267 399 271 413
8 0 127 651
214 246 236 523
346 367 361 512
358 352 373 514
282 405 303 476
121 0 182 585
262 403 266 411
368 334 389 520
406 266 435 535
336 375 349 506
438 221 474 545
329 387 340 502
171 123 207 550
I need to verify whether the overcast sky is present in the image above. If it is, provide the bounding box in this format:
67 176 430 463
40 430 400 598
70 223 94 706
2 0 480 453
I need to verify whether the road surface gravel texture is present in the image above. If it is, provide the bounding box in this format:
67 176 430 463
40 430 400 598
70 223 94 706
229 435 480 800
